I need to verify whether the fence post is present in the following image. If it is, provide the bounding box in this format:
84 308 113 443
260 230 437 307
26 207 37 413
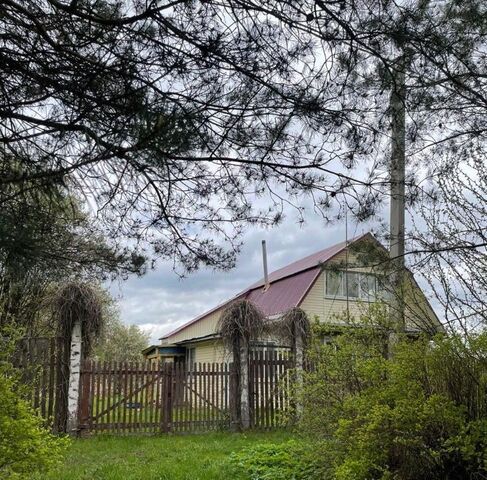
66 318 83 434
163 363 173 433
77 359 91 435
229 362 239 431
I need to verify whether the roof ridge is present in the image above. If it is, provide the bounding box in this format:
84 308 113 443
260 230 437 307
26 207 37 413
247 232 368 289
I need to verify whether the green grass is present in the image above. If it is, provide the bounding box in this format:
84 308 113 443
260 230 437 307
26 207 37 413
36 431 293 480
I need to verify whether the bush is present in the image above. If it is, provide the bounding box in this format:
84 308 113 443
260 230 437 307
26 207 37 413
0 334 68 479
298 310 487 480
228 439 329 480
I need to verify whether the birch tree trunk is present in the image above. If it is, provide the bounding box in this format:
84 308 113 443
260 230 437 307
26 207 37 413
66 319 82 434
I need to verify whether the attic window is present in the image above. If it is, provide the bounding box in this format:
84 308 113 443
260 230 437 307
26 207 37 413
325 271 385 301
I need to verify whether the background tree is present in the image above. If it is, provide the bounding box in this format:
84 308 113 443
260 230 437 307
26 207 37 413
92 297 150 363
0 162 146 333
410 157 487 333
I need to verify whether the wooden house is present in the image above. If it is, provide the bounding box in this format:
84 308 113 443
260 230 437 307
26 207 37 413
144 233 441 366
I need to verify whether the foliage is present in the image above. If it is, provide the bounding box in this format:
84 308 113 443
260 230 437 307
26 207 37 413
93 299 150 363
0 0 486 306
34 431 291 480
0 171 146 332
1 0 315 271
0 332 68 480
0 168 145 282
228 440 327 480
412 156 487 331
5 0 485 275
299 313 487 480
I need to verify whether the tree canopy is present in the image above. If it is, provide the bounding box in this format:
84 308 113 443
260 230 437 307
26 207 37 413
0 166 146 329
1 0 486 328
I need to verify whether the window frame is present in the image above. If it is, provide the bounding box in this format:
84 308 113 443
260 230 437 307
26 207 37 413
324 270 384 302
186 347 196 372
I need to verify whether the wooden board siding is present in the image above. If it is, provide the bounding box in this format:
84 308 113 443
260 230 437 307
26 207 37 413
403 274 441 331
300 269 368 323
300 249 371 324
163 309 222 345
300 249 440 330
192 340 228 364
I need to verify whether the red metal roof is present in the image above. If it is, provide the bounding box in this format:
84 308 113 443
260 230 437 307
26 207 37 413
245 267 320 317
160 233 370 340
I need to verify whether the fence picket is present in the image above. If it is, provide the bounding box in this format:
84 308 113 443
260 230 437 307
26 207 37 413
89 359 96 432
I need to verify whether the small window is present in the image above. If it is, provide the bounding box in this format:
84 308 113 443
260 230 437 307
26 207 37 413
186 347 195 372
376 276 389 299
346 272 360 298
360 274 377 301
326 271 360 299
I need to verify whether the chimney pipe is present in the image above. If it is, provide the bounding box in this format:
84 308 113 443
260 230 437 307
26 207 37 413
262 240 270 291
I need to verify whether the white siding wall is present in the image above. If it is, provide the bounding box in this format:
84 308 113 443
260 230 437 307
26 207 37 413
300 249 374 324
300 249 439 329
189 339 228 364
165 309 222 344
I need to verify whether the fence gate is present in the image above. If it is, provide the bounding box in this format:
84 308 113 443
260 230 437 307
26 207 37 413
78 360 232 434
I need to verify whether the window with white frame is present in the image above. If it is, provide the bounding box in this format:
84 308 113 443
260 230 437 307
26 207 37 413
186 347 196 371
325 270 386 301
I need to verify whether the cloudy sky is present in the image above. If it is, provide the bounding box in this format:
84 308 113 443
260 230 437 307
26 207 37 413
110 205 381 344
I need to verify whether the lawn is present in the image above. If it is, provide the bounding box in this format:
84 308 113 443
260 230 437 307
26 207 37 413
35 431 293 480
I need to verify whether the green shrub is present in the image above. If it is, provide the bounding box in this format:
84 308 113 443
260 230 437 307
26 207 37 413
228 439 329 480
298 310 487 480
0 334 69 479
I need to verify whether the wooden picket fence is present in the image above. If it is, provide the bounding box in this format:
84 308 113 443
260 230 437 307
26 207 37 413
78 361 232 434
12 336 65 427
12 337 296 435
249 350 292 429
77 351 294 434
